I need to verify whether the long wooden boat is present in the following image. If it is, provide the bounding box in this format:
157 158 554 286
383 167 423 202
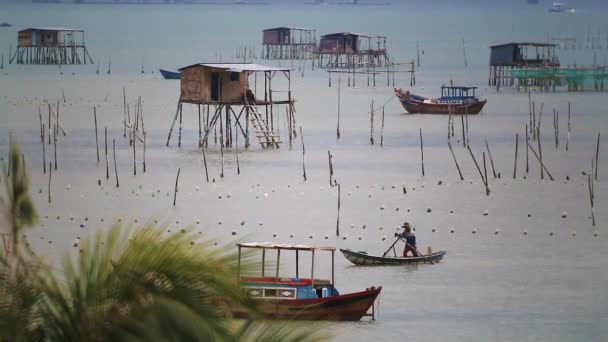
340 248 446 266
234 242 381 321
395 86 486 114
159 69 181 79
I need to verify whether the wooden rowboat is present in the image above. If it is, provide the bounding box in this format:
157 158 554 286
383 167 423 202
340 248 446 266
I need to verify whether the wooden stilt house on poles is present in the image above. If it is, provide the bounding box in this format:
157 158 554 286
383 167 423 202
316 32 391 68
262 27 317 60
488 42 558 88
10 27 93 65
166 63 296 149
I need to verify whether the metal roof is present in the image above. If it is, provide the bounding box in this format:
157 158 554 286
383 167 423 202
263 27 315 32
19 27 83 33
490 42 556 48
321 32 371 38
179 63 291 72
237 242 336 251
441 86 478 90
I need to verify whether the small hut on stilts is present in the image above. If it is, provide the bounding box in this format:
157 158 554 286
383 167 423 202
262 27 317 60
316 32 391 68
10 27 93 65
166 63 296 149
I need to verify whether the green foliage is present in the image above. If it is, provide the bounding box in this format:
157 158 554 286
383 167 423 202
0 143 325 342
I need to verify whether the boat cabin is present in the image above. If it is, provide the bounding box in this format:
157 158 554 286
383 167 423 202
440 86 477 99
237 242 339 300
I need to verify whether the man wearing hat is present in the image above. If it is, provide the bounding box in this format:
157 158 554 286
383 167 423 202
396 222 418 257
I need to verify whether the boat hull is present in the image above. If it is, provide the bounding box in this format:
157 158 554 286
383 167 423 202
340 248 446 266
395 90 486 115
234 286 381 321
159 69 181 79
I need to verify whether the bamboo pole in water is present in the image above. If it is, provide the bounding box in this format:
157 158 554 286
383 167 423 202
467 145 489 195
595 133 600 181
419 128 425 176
42 124 46 174
132 128 136 176
485 140 497 178
48 162 52 203
105 127 109 180
380 106 385 147
370 101 375 145
448 141 464 181
525 125 529 174
202 147 209 183
336 183 341 236
235 130 240 175
513 133 518 179
566 103 571 152
300 126 307 181
94 107 99 164
53 124 57 171
173 168 180 206
588 174 595 227
113 138 119 188
143 131 146 173
526 140 554 181
483 152 489 195
537 127 543 180
337 78 341 140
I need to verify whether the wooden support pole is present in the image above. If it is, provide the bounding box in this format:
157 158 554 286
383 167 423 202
336 183 341 236
419 128 425 176
300 126 307 181
485 140 497 178
526 140 554 181
94 107 99 164
105 126 109 180
513 133 518 179
173 168 180 206
448 141 464 181
328 151 334 186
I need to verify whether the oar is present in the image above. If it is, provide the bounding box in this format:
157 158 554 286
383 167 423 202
401 239 435 264
382 237 402 257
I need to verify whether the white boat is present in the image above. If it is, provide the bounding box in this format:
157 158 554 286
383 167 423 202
549 2 575 13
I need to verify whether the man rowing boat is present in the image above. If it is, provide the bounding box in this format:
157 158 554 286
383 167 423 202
395 222 418 257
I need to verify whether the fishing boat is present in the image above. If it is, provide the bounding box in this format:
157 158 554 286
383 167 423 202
159 69 181 79
0 22 11 27
548 2 575 13
234 242 381 321
394 86 487 114
340 248 447 266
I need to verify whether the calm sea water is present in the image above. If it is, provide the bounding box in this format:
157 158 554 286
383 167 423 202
1 2 608 341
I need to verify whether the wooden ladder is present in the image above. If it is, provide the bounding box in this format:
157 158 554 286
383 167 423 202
247 105 281 148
